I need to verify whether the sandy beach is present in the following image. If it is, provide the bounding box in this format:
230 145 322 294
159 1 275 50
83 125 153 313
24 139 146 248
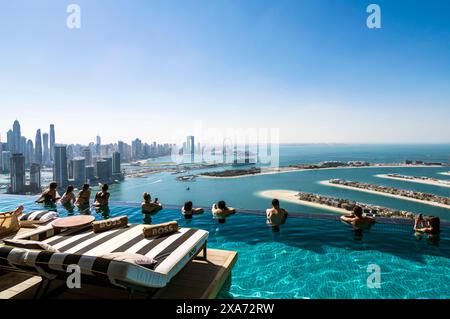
320 180 450 210
257 189 350 215
376 174 450 188
439 172 450 176
199 164 443 180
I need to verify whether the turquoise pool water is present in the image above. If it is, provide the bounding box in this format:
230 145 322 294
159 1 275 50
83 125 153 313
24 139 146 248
1 195 449 299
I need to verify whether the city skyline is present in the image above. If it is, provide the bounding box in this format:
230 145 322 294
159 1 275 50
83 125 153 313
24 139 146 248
1 1 450 144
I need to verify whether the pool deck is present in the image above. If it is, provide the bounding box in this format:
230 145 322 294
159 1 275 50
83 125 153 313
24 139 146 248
0 248 237 299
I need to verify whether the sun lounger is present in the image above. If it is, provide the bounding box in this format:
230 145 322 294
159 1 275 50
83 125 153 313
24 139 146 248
0 224 208 296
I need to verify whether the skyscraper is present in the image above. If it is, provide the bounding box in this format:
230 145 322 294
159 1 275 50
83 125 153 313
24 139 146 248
82 148 92 166
50 124 55 162
25 139 34 167
96 135 101 156
1 151 11 173
104 156 113 182
72 157 86 186
186 136 195 155
112 151 121 175
43 133 50 165
95 159 108 182
30 163 41 193
6 129 13 152
53 144 68 188
9 153 25 194
12 120 21 153
35 129 42 166
20 136 26 155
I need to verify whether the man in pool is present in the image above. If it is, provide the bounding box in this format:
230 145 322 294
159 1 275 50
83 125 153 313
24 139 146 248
75 184 91 212
266 199 288 232
414 214 440 246
212 200 235 223
340 206 376 229
141 192 162 224
36 182 60 207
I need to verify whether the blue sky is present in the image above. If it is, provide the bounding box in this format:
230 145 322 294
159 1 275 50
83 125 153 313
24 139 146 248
0 0 449 144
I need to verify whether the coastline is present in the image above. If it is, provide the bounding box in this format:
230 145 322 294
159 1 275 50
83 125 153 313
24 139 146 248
439 172 450 176
376 174 450 188
199 164 443 180
257 190 350 215
320 180 450 210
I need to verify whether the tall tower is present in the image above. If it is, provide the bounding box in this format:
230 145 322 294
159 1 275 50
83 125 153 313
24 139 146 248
12 120 21 153
112 151 121 175
50 124 55 162
35 129 43 166
96 135 101 156
25 139 34 167
43 133 50 165
53 144 68 188
6 129 13 152
72 157 86 186
9 153 25 194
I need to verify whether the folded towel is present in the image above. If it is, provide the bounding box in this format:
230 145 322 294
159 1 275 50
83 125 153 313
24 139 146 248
100 252 157 269
92 216 128 233
143 221 179 238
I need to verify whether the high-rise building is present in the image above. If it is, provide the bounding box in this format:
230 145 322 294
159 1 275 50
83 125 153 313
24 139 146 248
82 148 92 166
1 151 11 172
26 140 34 167
53 144 68 188
112 152 121 175
30 163 41 193
118 141 126 162
132 138 142 160
9 153 25 194
72 157 86 186
12 120 21 153
20 136 26 155
104 156 113 182
43 133 50 165
95 159 108 182
35 129 42 166
50 124 55 162
6 129 13 152
96 135 101 156
85 165 95 183
186 136 195 155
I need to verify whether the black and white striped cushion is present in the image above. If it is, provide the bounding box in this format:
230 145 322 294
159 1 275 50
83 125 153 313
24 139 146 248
20 211 58 223
1 225 208 288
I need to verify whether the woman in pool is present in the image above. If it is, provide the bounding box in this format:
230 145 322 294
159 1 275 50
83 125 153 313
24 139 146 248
36 182 60 207
94 184 110 208
414 214 441 246
212 200 235 224
266 199 288 232
340 206 376 229
141 192 162 224
181 201 204 220
75 184 91 212
60 185 76 213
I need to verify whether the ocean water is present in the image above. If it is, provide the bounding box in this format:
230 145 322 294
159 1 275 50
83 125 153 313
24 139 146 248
105 144 450 220
0 194 449 299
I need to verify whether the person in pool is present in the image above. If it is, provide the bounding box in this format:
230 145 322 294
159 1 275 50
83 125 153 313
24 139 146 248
212 200 235 223
94 184 110 208
414 214 441 246
266 199 288 232
181 201 204 219
75 184 91 212
36 182 60 206
340 206 376 229
60 185 76 213
141 192 162 214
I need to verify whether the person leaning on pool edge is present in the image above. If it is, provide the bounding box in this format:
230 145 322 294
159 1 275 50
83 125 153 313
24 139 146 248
266 199 288 232
212 200 235 223
340 206 376 229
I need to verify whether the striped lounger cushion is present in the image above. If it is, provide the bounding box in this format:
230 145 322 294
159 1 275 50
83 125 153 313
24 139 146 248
20 211 58 224
0 224 208 289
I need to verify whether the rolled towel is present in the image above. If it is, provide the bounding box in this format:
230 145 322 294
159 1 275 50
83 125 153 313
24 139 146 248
92 216 128 233
143 221 179 238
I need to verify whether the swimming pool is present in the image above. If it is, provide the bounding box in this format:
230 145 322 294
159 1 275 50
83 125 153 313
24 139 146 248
1 194 449 299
